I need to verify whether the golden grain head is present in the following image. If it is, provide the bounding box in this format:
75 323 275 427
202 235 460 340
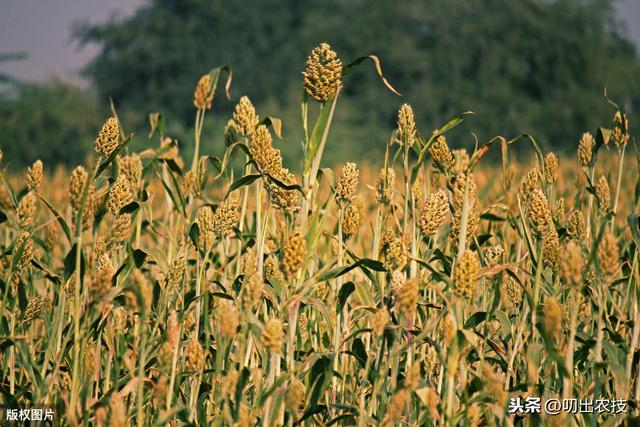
108 392 127 427
213 195 240 238
217 300 239 338
127 269 153 313
168 253 187 287
92 254 115 299
285 377 306 412
95 116 120 158
13 231 33 273
372 308 389 337
108 175 134 217
69 165 88 211
249 125 275 172
481 364 507 406
181 170 201 197
544 152 558 184
520 167 540 197
262 318 285 352
335 162 359 207
485 244 504 267
17 191 37 229
429 135 454 172
381 236 408 271
418 189 449 237
541 295 562 342
453 250 479 300
264 255 284 283
342 203 361 240
265 167 298 213
553 197 565 224
186 338 205 371
578 131 594 168
384 388 410 423
375 167 396 205
598 230 619 279
197 205 215 248
542 227 560 270
241 247 258 277
27 159 43 192
302 42 343 102
596 174 611 215
281 228 306 278
560 241 584 287
612 110 629 149
243 273 264 310
451 169 476 212
20 296 48 324
233 95 260 136
527 189 552 237
450 200 480 250
44 221 59 250
503 276 522 309
119 153 143 189
194 73 214 110
566 210 586 242
396 277 419 317
396 103 416 147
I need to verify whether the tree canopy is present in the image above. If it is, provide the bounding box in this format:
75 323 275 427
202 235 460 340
5 0 639 168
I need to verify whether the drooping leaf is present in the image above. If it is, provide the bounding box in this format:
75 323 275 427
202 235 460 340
337 281 355 313
342 55 400 96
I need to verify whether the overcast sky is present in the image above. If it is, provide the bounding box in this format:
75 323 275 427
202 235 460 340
2 0 640 85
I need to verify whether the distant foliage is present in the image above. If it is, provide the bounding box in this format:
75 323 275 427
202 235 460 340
73 0 640 162
0 80 102 168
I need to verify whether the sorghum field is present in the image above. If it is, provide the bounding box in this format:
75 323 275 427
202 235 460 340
1 43 639 426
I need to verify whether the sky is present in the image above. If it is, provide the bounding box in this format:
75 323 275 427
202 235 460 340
1 0 640 85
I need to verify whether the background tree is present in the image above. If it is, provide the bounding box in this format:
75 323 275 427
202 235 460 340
0 80 102 168
5 0 637 168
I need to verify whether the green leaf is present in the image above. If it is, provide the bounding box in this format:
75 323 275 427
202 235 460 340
189 223 200 250
342 55 400 96
628 214 640 247
464 311 487 329
131 249 147 268
350 338 367 369
318 258 385 282
261 116 283 138
480 212 506 222
411 111 474 182
30 260 62 285
232 367 250 420
304 97 334 175
38 196 72 244
63 244 85 282
337 281 355 313
120 201 140 215
226 174 261 196
96 133 133 178
161 158 183 176
265 173 305 194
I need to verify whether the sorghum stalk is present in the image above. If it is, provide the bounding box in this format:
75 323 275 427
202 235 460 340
627 251 639 390
136 312 148 427
586 166 595 238
301 90 340 229
563 291 579 400
530 240 545 338
70 162 98 410
611 144 626 231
